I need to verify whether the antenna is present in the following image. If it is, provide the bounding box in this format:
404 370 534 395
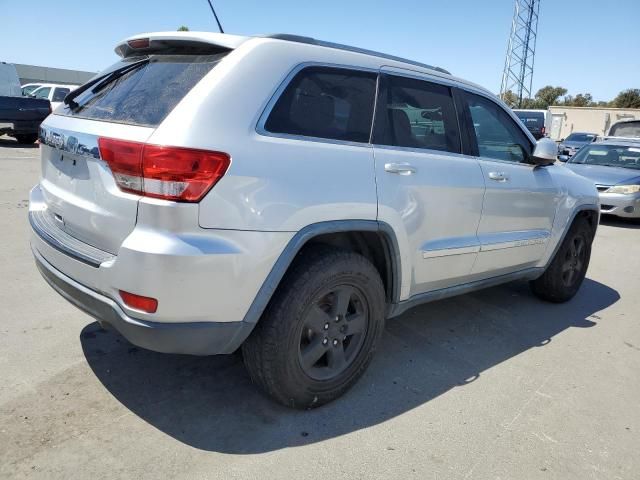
205 0 225 33
500 0 540 107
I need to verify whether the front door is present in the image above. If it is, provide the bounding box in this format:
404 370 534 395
373 71 485 297
462 92 561 277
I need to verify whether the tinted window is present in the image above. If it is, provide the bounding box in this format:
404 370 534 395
373 75 460 153
62 53 226 127
33 87 51 99
52 87 71 102
466 93 532 162
264 67 377 143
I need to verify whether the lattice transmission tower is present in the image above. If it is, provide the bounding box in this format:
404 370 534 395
500 0 540 107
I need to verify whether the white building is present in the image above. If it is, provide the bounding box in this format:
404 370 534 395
547 106 640 140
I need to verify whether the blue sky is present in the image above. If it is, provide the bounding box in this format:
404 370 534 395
1 0 638 101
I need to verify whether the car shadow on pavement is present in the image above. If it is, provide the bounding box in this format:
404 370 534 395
0 136 39 148
600 215 640 229
81 277 618 454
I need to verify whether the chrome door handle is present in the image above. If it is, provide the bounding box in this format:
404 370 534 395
384 163 416 175
488 171 508 181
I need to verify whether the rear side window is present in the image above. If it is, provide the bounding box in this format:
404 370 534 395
264 67 377 143
373 74 461 153
52 87 70 102
62 53 227 127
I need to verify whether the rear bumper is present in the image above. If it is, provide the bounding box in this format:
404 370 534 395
599 192 640 218
33 247 254 355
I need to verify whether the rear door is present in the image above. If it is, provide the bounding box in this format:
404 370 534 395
373 70 485 295
461 91 561 276
37 52 227 254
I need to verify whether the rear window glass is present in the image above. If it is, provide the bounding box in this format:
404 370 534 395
264 67 377 143
609 122 640 138
61 53 227 127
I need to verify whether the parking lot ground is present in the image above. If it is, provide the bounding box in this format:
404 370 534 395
1 136 639 480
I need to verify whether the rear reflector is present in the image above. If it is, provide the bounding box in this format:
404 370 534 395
119 290 158 313
98 138 230 202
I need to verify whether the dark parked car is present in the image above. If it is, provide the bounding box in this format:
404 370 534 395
513 109 547 139
557 132 597 160
0 95 51 143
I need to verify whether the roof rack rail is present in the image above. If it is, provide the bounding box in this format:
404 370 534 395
264 34 451 75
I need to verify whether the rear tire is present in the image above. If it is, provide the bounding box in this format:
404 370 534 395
530 217 593 303
242 246 386 409
14 134 38 144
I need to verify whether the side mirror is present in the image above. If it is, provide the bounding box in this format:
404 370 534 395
559 138 565 142
558 155 570 162
531 138 557 166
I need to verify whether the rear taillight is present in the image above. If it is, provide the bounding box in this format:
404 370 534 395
98 138 230 202
541 126 546 136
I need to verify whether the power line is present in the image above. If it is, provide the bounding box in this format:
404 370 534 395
205 0 224 33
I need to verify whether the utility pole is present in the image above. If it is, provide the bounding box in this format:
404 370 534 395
500 0 540 108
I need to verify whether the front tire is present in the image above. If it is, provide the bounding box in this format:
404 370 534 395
530 217 593 303
242 246 386 408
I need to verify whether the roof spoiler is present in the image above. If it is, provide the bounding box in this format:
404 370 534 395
114 32 247 58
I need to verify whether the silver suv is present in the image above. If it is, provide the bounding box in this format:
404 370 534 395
29 32 599 408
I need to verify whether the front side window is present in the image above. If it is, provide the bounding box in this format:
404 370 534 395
22 85 40 96
264 67 377 143
32 87 51 99
373 74 461 153
52 87 71 102
466 93 532 163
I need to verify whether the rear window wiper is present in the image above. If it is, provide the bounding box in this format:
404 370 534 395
64 58 150 111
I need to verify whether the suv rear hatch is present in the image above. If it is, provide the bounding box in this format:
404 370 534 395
37 39 231 255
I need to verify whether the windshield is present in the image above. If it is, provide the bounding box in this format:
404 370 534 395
60 53 227 127
515 111 544 127
569 144 640 169
609 122 640 138
22 85 41 96
565 133 596 143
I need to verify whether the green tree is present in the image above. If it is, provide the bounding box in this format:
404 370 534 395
177 25 190 31
563 93 594 107
520 97 540 109
612 89 640 109
534 86 568 108
500 90 518 108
